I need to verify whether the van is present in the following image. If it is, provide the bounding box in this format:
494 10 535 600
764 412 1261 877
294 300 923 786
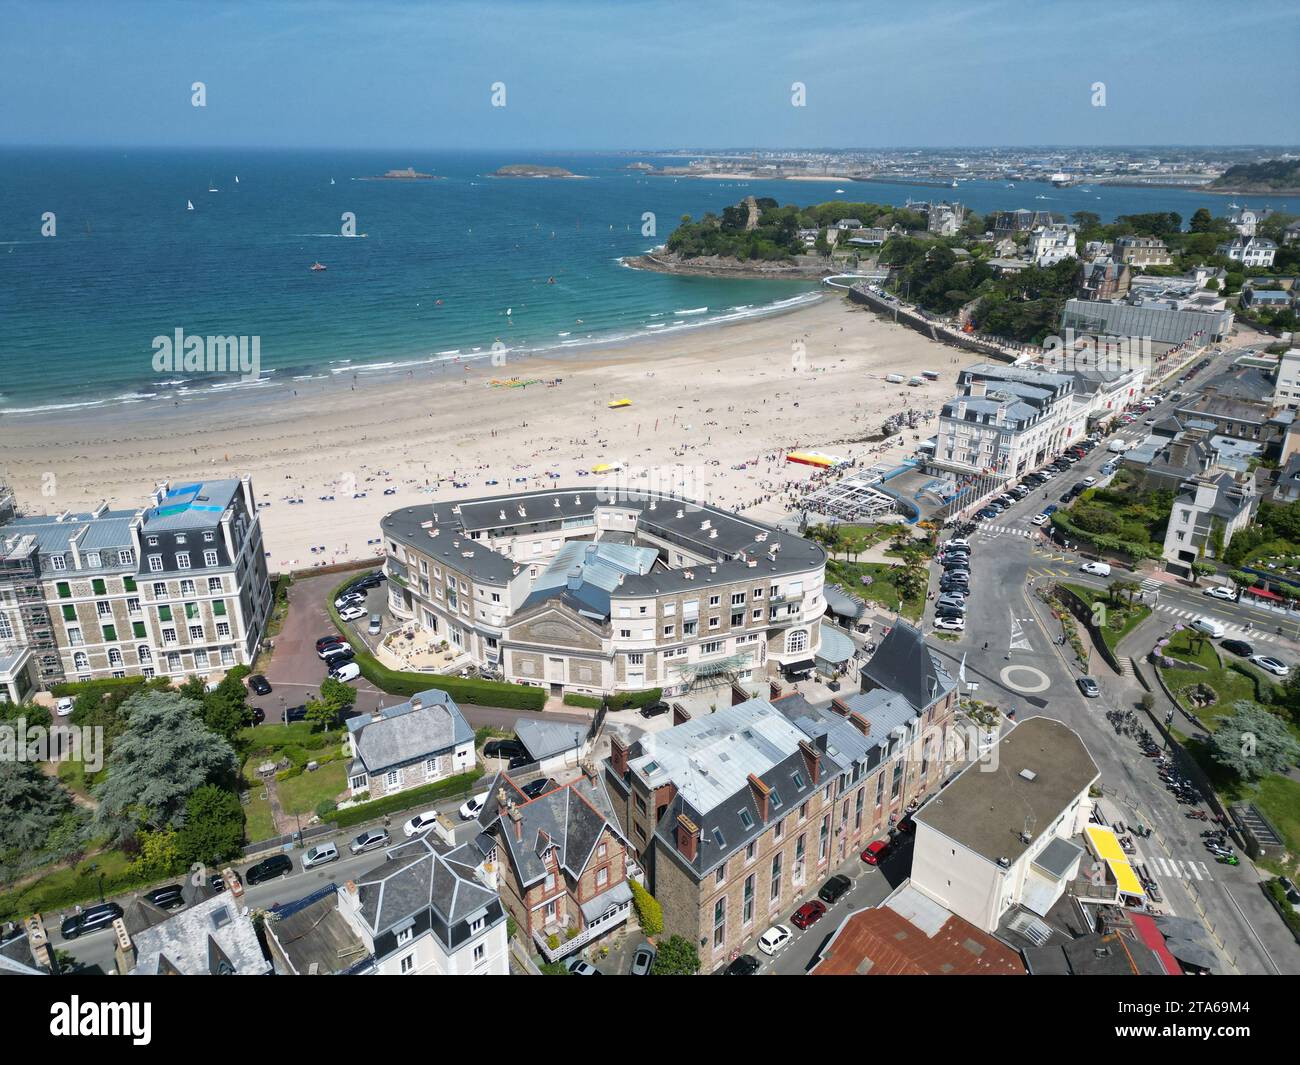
885 373 906 384
1191 617 1226 639
368 613 382 636
1080 561 1111 576
330 662 361 683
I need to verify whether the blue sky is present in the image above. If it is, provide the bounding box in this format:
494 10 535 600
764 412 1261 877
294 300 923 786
1 0 1296 148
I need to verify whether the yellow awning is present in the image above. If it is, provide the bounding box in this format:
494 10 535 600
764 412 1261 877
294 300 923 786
607 398 631 408
1085 824 1145 898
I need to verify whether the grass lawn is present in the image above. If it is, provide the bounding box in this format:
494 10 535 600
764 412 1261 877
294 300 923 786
1061 583 1151 652
826 559 924 621
1156 630 1278 728
277 760 348 816
240 761 278 843
0 847 137 923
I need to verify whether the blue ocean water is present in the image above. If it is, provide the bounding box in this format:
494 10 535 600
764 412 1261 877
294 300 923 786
0 148 1294 414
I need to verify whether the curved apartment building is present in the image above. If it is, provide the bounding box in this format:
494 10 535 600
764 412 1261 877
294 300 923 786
380 489 827 699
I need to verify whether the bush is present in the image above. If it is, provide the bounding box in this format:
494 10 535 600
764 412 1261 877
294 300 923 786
629 878 663 936
649 934 700 975
562 693 603 709
547 932 560 950
332 770 483 829
315 800 337 820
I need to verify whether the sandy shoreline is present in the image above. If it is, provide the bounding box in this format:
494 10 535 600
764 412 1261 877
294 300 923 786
1 295 964 571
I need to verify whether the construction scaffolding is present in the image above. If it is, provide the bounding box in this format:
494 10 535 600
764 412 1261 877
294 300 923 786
798 469 901 524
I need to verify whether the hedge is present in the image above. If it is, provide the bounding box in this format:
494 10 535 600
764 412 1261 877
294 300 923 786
50 675 149 699
629 878 663 936
563 688 663 711
327 578 546 710
332 769 485 829
1264 879 1300 937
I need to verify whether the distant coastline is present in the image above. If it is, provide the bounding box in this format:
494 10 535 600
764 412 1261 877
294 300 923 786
624 249 833 280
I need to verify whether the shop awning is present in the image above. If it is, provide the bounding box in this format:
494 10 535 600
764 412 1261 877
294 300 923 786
1247 586 1283 601
782 658 816 674
1084 824 1145 899
816 623 856 666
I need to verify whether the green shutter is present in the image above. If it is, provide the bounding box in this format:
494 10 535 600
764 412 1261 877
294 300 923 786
124 576 137 592
62 604 76 621
133 621 146 638
186 602 198 620
159 605 172 622
102 624 117 642
92 578 106 595
57 582 71 598
213 600 227 616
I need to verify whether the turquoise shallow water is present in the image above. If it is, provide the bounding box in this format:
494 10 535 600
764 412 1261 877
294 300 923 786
0 148 1293 414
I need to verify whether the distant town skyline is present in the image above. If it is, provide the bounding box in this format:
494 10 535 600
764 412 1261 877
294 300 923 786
1 0 1297 150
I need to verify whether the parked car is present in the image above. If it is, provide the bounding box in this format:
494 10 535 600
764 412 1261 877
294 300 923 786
757 924 793 956
330 662 361 682
249 674 272 696
339 606 367 622
302 842 340 869
1202 585 1236 601
349 828 390 854
284 705 307 723
209 869 242 892
946 538 970 550
861 839 891 865
818 874 852 904
483 738 527 759
317 640 352 660
1100 463 1117 475
640 702 671 719
368 614 383 635
1251 654 1290 678
459 792 490 820
1221 639 1254 658
250 707 266 725
143 885 185 910
724 954 762 975
934 616 966 631
245 854 293 885
565 958 601 975
1031 513 1049 526
314 635 343 653
975 507 999 520
60 902 124 940
403 810 440 837
334 593 365 610
630 943 657 976
1191 617 1226 639
1080 561 1111 576
520 778 553 800
1077 676 1101 698
791 900 827 930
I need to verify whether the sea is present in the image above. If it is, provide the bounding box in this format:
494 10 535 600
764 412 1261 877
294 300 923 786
1 148 1296 416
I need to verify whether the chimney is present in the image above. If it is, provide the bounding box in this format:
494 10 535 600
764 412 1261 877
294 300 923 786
371 707 384 723
610 736 629 775
345 879 357 896
675 812 700 861
747 773 771 821
829 698 850 717
671 703 690 726
24 914 55 974
969 377 987 398
509 805 523 842
566 567 583 592
582 761 598 784
798 739 821 785
847 711 871 736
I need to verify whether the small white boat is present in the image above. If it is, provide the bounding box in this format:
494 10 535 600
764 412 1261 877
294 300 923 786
186 199 194 211
330 178 336 185
208 182 218 192
234 175 239 184
835 188 845 193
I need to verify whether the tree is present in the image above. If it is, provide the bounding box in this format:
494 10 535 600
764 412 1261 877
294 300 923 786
539 961 571 975
305 698 339 733
1207 702 1300 782
320 677 357 714
177 784 244 867
0 759 78 853
94 689 237 838
650 934 701 975
130 827 182 880
198 667 254 741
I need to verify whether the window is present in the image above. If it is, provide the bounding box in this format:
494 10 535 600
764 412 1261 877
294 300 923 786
743 874 755 925
127 598 141 615
50 554 67 571
153 582 167 598
138 645 152 664
147 536 158 547
386 770 399 788
204 550 219 567
203 531 214 542
189 625 204 641
120 550 134 566
702 640 721 655
0 611 10 641
148 555 163 572
619 628 631 639
738 808 754 830
473 943 485 965
399 954 415 974
91 578 106 594
769 853 782 901
424 757 438 778
73 651 89 671
682 620 697 636
97 601 112 618
818 815 830 861
708 616 720 629
708 595 720 607
663 625 674 638
715 865 726 886
628 652 644 665
108 648 123 667
769 788 783 810
162 627 176 645
102 624 117 642
175 534 187 545
397 927 413 946
62 604 76 621
132 621 146 639
180 579 195 596
596 866 609 887
176 553 190 570
752 609 763 620
713 897 726 948
774 817 784 841
753 587 763 599
746 840 757 863
785 629 808 655
56 581 71 598
216 622 230 638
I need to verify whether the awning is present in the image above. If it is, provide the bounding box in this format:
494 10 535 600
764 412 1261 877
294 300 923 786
1247 585 1282 601
1084 824 1145 898
1129 914 1183 975
782 658 816 674
816 623 856 666
579 880 633 923
824 584 866 619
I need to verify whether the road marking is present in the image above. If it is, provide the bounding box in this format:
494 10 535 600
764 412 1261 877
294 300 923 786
999 664 1051 693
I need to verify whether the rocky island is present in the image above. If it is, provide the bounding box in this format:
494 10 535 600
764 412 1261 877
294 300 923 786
492 164 585 178
359 167 441 180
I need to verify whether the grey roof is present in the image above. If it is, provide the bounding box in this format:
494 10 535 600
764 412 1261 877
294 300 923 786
139 479 241 532
914 717 1099 865
1032 836 1084 880
265 887 370 975
514 718 587 761
347 688 473 775
0 930 47 975
858 620 955 712
127 891 270 975
4 511 136 562
823 583 866 619
521 540 659 618
352 835 496 936
579 879 633 923
816 622 856 665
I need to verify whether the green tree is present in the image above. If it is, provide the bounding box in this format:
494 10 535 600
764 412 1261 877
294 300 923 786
629 878 664 936
304 698 339 733
539 961 572 975
650 934 701 975
320 677 357 714
198 666 254 741
0 759 77 853
1207 702 1300 781
177 784 245 867
94 689 237 838
130 827 182 879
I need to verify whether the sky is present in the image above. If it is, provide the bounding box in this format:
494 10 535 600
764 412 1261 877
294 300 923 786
1 0 1297 150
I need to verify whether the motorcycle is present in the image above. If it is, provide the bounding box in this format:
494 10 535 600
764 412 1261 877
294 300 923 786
1186 809 1208 820
1215 854 1240 866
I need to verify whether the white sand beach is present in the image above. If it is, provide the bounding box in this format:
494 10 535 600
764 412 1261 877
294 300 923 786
1 295 963 571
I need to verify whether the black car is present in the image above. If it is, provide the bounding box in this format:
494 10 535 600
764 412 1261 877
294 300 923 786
484 738 527 759
144 884 185 910
245 854 293 885
285 705 308 723
323 649 354 670
250 707 266 726
818 873 853 904
249 674 272 696
1221 639 1254 658
520 777 554 799
355 572 385 589
507 754 532 770
724 954 761 975
935 606 966 619
61 902 123 939
640 701 671 719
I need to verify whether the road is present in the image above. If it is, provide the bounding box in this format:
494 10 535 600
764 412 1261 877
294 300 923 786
916 344 1300 975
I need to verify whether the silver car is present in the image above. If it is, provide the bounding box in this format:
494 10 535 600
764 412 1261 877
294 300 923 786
302 841 339 868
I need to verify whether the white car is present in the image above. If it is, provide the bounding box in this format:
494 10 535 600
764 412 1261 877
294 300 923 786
1250 654 1290 678
339 605 366 622
334 593 364 609
1031 513 1049 526
946 538 970 550
1080 561 1111 576
329 662 361 683
459 792 489 820
757 924 793 956
934 616 965 631
1202 585 1236 601
55 697 75 717
318 641 353 659
1081 476 1096 487
1191 617 1226 639
403 810 440 837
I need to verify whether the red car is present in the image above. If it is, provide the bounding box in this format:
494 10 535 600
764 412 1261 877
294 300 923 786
861 839 891 865
790 900 827 930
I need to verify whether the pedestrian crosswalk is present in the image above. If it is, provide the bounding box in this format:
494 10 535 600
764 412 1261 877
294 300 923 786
1153 603 1283 645
1133 852 1214 883
1028 566 1072 579
975 521 1032 539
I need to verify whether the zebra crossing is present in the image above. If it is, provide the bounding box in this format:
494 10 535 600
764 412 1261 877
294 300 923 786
1153 603 1284 645
975 521 1032 539
1133 852 1214 883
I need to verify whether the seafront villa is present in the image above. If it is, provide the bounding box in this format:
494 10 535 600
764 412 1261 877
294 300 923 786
379 489 827 699
0 477 272 691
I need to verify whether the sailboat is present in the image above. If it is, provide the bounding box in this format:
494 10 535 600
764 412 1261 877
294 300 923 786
187 199 194 211
234 175 239 184
330 178 335 185
208 180 219 192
